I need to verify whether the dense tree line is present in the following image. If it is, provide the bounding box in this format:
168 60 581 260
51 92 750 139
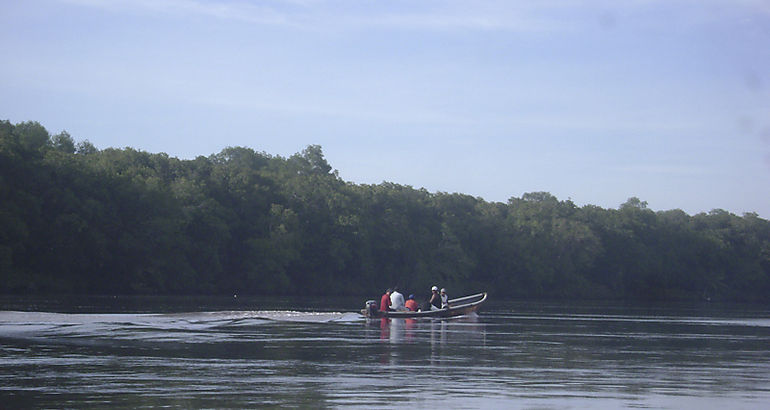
2 120 769 302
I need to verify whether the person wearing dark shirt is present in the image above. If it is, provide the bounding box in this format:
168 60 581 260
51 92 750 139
429 286 441 311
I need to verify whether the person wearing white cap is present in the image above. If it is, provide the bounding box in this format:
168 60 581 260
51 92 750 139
440 288 449 309
429 286 441 311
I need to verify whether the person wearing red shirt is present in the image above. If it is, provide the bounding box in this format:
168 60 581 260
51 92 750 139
379 289 392 312
405 294 418 311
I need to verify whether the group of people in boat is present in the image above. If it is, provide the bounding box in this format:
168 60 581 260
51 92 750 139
380 286 450 312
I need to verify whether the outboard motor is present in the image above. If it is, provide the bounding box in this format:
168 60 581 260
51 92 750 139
365 300 378 317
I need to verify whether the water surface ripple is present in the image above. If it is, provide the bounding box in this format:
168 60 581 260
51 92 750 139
1 300 769 408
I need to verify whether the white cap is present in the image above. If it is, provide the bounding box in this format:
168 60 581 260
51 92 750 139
431 286 438 291
440 288 446 293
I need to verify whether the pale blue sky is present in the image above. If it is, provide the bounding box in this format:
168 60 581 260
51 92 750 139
2 0 769 217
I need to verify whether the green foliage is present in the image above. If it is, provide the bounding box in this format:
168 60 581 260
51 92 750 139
1 119 769 302
76 140 98 155
51 131 76 154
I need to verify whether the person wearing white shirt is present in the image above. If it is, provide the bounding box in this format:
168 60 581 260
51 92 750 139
390 286 405 311
440 288 449 309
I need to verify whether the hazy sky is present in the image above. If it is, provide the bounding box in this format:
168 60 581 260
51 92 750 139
2 0 769 217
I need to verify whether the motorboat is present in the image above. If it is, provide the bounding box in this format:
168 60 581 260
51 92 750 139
361 292 487 319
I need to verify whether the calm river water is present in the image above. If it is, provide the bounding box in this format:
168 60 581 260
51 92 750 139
1 296 769 409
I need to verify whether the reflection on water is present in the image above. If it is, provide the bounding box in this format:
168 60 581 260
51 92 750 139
372 314 484 346
370 315 487 368
1 299 769 408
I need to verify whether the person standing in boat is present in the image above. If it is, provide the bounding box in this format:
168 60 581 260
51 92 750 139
380 288 392 312
405 294 418 311
429 286 441 311
390 286 406 311
440 288 450 309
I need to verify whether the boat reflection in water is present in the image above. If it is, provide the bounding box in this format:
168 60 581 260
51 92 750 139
368 314 486 366
369 313 485 346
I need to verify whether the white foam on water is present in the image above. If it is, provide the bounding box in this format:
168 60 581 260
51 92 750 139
0 310 361 340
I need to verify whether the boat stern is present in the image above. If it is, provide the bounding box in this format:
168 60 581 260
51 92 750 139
362 300 379 318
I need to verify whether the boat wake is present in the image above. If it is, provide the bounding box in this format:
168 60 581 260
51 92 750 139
0 310 362 344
